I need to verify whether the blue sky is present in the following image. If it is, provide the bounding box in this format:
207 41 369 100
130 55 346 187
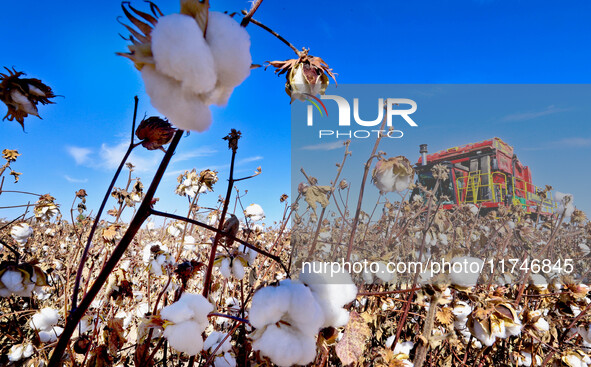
1 0 591 223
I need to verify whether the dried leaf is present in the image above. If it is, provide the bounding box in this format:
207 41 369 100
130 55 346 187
335 311 371 366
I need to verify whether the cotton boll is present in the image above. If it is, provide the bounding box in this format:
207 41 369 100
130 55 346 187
39 326 64 343
11 223 33 244
30 307 60 331
205 12 251 89
299 265 358 328
283 281 325 335
232 260 245 280
219 258 232 279
471 321 496 346
244 204 265 222
555 191 575 217
252 323 317 367
23 343 34 358
1 270 26 294
141 66 212 132
163 320 205 355
375 261 394 283
393 341 414 356
151 14 216 95
449 257 484 287
249 284 291 328
204 330 232 353
8 345 24 362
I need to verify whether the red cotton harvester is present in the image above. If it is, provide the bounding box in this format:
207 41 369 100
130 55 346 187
412 137 557 216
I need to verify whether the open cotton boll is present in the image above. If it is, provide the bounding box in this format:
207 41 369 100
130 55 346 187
231 260 246 280
555 191 575 217
39 326 64 343
204 331 232 353
299 264 358 328
449 257 484 287
219 258 232 279
252 323 317 367
163 320 205 355
160 293 213 355
248 284 292 328
30 308 60 331
244 204 265 222
1 270 26 295
8 345 24 362
161 293 213 326
151 14 216 95
11 223 33 244
141 66 212 132
205 12 251 88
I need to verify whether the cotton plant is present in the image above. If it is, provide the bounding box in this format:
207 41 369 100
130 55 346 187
249 279 325 367
118 1 251 132
158 293 214 355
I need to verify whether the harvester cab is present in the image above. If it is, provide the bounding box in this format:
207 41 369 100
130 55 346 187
412 138 557 215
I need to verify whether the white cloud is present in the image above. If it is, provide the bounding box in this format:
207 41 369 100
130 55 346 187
523 137 591 151
171 147 217 164
239 156 263 164
99 142 160 172
66 146 92 165
300 141 347 151
64 175 88 183
500 105 570 122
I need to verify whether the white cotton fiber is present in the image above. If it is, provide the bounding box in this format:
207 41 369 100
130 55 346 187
8 345 24 362
2 270 25 293
219 258 232 279
449 257 484 288
163 320 204 355
205 12 251 90
204 330 232 353
183 293 214 326
299 265 358 328
160 299 194 324
142 66 212 132
248 284 291 328
30 307 60 331
151 14 217 95
231 260 245 280
39 326 64 343
244 204 265 222
251 324 317 367
284 281 325 335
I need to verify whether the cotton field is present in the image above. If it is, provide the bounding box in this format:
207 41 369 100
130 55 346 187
2 1 591 367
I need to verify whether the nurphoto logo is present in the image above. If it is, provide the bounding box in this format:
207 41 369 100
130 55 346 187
305 95 419 139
